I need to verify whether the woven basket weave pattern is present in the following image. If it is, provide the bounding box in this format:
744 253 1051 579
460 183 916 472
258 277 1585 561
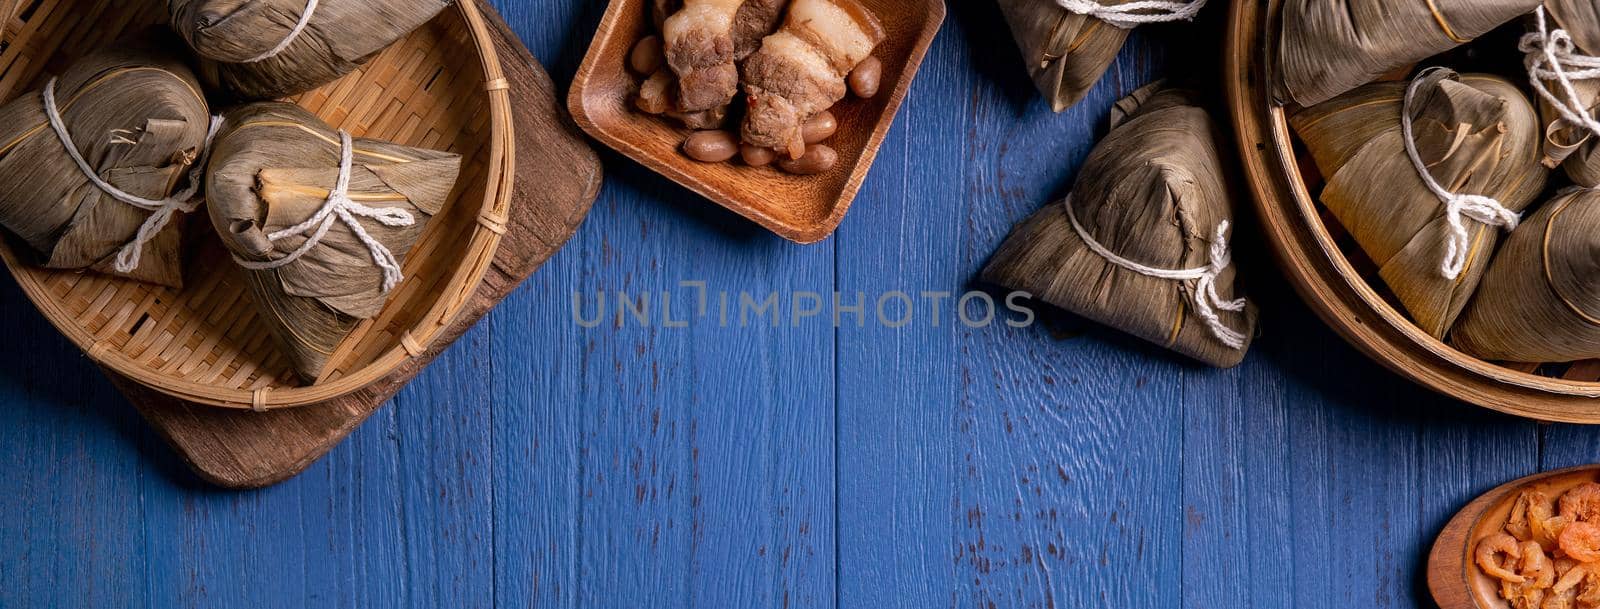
0 0 513 409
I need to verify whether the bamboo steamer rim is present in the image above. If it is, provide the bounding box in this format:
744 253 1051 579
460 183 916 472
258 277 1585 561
1225 0 1600 422
0 0 516 410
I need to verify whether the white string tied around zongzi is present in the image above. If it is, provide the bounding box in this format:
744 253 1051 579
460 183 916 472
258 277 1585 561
1053 0 1207 29
1065 198 1249 350
42 78 223 275
1521 7 1600 144
1400 68 1521 282
234 130 415 294
245 0 319 63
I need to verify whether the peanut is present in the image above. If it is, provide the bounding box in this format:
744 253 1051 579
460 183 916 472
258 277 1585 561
682 130 739 163
740 144 778 167
801 110 838 144
630 36 665 75
848 57 882 98
778 144 838 175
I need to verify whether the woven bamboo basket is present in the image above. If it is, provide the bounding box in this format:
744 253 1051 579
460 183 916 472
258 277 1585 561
1226 0 1600 422
0 0 514 410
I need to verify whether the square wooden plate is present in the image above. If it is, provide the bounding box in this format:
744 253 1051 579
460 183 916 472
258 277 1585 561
569 0 945 243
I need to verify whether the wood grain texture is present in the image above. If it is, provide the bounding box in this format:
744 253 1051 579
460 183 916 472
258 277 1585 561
118 1 602 488
569 0 944 243
0 1 1589 609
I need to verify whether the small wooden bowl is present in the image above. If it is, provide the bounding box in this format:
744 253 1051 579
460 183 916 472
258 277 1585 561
1225 0 1600 422
0 0 515 409
1428 466 1600 609
569 0 945 243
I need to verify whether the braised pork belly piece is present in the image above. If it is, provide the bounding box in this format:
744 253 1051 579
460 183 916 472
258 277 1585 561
740 0 884 159
628 0 884 175
663 0 745 112
648 0 784 129
733 0 788 60
636 69 733 129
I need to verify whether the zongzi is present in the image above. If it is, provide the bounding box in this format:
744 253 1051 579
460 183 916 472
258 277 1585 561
997 0 1204 113
207 102 461 383
741 0 884 159
169 0 452 100
981 84 1256 368
0 33 212 288
1523 4 1600 186
1289 69 1547 339
1276 0 1541 107
1452 188 1600 363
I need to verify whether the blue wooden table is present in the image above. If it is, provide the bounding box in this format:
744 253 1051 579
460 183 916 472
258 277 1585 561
0 2 1582 607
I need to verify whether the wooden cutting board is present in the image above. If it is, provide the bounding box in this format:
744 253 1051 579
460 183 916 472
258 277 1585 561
105 2 601 489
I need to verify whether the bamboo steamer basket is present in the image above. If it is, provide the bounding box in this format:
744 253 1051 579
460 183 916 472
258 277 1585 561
1226 0 1600 422
0 0 514 410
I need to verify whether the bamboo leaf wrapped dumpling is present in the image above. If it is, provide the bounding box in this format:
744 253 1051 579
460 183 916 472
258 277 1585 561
207 102 461 383
1452 188 1600 363
1523 3 1600 186
996 0 1204 112
1544 0 1600 52
982 84 1256 368
1289 69 1547 338
0 34 212 288
169 0 453 100
1277 0 1541 107
996 0 1129 113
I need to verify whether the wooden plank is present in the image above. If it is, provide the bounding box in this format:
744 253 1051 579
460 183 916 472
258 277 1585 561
831 20 966 609
1181 351 1294 609
477 1 599 589
1416 370 1541 530
0 311 148 606
1542 425 1600 470
541 165 838 608
1178 292 1541 609
112 1 602 489
389 330 497 608
834 7 1187 607
497 3 838 608
486 283 584 609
